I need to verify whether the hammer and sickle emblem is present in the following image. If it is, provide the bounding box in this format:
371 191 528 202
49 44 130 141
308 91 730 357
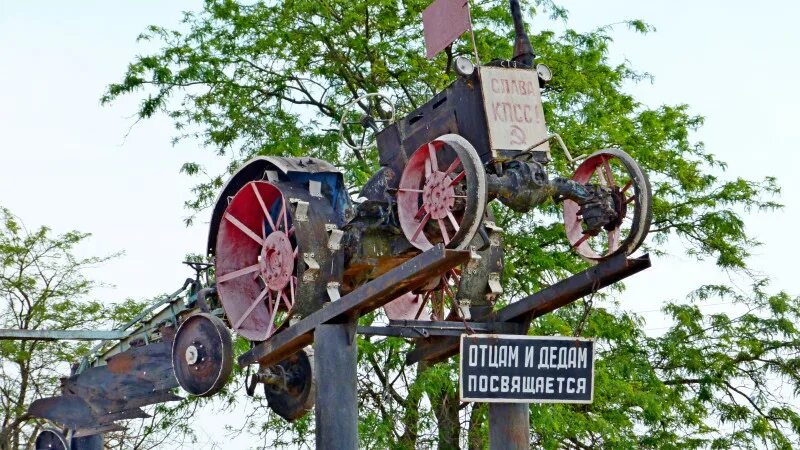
510 125 527 146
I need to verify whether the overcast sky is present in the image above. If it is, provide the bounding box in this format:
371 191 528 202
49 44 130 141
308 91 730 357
1 0 798 448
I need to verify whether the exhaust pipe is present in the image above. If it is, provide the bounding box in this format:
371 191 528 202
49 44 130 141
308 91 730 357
510 0 535 67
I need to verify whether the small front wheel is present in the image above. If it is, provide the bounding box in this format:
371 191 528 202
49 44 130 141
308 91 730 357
172 313 234 397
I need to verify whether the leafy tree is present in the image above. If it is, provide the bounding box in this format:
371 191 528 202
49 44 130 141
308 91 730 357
0 207 121 449
102 0 797 448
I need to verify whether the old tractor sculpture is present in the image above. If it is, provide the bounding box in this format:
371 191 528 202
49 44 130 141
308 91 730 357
26 1 651 447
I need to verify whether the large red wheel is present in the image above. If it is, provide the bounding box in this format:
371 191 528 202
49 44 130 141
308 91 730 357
563 148 651 262
397 134 486 251
216 181 298 341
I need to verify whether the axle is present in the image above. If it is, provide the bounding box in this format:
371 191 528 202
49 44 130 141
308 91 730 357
487 160 618 235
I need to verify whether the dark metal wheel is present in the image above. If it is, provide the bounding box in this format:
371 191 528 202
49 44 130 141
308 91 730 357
263 348 315 421
563 148 652 262
172 313 233 397
35 429 68 450
397 134 487 251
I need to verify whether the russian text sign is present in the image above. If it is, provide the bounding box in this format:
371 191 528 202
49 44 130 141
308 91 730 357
459 334 594 403
479 66 549 153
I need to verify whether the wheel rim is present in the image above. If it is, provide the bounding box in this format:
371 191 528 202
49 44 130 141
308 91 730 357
563 148 652 261
397 134 486 251
172 313 233 397
263 348 316 421
216 181 298 341
35 429 68 450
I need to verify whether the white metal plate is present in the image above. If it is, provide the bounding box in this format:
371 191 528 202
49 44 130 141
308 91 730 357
479 66 549 153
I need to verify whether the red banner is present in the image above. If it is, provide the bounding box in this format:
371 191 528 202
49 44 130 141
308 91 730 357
422 0 472 59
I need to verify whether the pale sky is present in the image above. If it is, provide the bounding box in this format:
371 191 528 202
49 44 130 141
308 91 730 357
1 0 798 448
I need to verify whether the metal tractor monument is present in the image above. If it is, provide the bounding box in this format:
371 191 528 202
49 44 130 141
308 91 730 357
6 1 653 448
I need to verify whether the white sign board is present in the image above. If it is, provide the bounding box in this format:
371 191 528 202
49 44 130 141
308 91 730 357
479 66 549 153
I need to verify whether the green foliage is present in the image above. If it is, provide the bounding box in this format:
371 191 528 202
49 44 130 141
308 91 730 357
100 0 794 448
0 207 140 450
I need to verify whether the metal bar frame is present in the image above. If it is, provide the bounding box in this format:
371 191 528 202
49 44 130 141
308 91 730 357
0 329 128 341
405 253 651 364
238 245 470 367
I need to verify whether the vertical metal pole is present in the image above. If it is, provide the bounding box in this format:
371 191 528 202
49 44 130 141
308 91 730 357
314 321 358 450
489 403 530 450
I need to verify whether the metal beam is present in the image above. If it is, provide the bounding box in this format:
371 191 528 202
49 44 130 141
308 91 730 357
238 245 470 367
0 329 128 341
405 254 651 365
358 320 520 338
315 322 358 450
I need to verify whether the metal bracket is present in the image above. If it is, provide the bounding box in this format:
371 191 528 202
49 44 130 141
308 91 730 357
326 224 344 251
265 170 279 182
488 272 503 296
302 253 320 281
309 180 323 198
466 248 482 274
484 221 503 247
291 198 309 222
326 282 341 301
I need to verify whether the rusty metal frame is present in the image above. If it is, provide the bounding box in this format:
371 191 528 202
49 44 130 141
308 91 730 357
238 244 470 368
0 329 128 341
405 253 651 365
358 320 520 338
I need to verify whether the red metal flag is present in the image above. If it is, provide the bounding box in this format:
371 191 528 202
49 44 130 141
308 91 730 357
422 0 472 59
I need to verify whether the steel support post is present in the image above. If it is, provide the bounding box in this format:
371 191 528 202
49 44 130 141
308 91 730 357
489 403 530 450
314 321 358 450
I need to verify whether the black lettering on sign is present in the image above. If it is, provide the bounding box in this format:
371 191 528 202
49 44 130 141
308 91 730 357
460 335 595 403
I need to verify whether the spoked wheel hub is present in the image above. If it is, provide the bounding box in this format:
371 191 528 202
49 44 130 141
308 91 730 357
397 134 486 251
216 181 298 341
172 313 233 397
422 171 457 219
260 232 294 291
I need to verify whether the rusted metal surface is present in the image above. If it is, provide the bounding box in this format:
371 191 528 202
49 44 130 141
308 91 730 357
563 149 652 262
397 135 487 251
510 0 535 67
28 341 181 432
405 254 651 365
207 156 351 255
358 320 518 338
238 245 469 367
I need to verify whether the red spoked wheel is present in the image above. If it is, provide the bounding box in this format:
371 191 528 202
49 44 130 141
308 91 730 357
397 134 486 251
384 268 464 321
563 148 652 262
216 181 298 341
